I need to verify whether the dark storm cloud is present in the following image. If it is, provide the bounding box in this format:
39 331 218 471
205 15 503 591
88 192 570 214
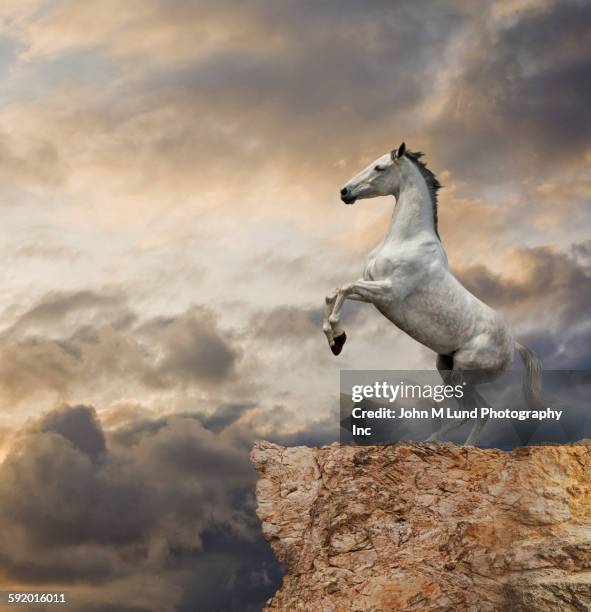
0 405 256 602
172 0 463 116
139 307 240 388
91 0 589 196
456 243 591 367
0 403 336 611
572 241 591 266
37 403 106 458
106 403 264 452
489 1 591 149
200 402 256 433
431 0 591 183
516 326 591 370
457 244 591 326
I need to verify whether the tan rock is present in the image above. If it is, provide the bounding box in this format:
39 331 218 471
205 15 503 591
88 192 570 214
251 441 591 611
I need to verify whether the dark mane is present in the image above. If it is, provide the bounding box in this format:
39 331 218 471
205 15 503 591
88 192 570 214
404 149 442 240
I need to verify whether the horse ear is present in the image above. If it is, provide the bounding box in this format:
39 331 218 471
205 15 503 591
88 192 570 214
391 142 406 161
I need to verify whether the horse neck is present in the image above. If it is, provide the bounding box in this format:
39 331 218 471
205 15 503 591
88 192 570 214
385 166 437 242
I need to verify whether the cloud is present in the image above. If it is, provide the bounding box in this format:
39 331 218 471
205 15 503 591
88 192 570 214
0 293 241 409
250 304 322 341
0 402 340 611
14 0 287 63
138 307 240 389
429 0 591 185
37 403 106 458
0 0 466 206
0 132 64 190
0 0 588 227
456 242 591 367
457 244 591 325
0 405 257 609
200 402 257 434
6 289 131 335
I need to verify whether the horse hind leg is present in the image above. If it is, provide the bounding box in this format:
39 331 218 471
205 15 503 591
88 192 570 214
427 355 492 445
463 386 489 446
427 379 487 444
426 354 470 442
426 414 470 442
443 370 492 445
436 353 454 382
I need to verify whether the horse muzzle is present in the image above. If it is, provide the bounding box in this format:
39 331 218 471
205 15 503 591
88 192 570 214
340 187 356 205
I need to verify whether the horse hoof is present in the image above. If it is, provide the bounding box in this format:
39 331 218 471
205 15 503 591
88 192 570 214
331 332 347 355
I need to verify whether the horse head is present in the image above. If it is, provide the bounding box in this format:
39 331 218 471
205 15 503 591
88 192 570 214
340 142 407 205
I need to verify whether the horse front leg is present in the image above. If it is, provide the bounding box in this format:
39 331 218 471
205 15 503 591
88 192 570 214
324 279 392 355
323 287 357 355
323 288 340 350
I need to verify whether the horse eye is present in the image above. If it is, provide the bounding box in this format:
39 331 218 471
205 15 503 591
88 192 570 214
374 165 386 172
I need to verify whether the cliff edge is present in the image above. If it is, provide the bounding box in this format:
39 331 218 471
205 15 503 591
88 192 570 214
251 441 591 611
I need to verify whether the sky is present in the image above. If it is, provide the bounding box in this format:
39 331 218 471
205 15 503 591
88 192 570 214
0 0 589 610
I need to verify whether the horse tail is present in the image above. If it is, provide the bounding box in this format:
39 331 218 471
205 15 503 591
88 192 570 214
515 341 545 410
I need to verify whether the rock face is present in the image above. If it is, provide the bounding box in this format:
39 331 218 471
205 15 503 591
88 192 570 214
251 441 591 611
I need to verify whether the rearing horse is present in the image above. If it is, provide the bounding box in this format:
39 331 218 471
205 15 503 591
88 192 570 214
323 143 544 445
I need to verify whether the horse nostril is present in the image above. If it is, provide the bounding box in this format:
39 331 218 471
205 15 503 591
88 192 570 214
340 187 348 196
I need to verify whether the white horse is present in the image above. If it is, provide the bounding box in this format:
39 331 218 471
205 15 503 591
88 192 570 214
323 143 544 445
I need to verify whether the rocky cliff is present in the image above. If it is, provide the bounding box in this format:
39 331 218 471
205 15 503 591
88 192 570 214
251 441 591 611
